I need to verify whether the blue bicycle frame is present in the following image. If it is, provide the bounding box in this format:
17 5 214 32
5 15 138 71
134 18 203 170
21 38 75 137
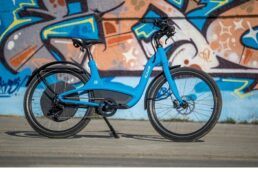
58 46 184 108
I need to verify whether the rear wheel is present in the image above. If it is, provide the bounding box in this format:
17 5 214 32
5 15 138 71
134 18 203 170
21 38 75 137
147 67 222 142
24 68 94 138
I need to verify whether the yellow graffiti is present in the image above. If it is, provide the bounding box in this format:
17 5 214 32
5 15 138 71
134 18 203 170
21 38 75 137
135 24 156 38
43 17 95 39
0 0 37 42
205 0 229 15
223 78 253 98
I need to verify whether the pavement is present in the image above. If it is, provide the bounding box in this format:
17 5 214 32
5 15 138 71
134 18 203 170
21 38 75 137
0 116 258 167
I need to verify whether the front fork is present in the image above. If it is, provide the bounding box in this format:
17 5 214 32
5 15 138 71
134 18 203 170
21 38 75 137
158 47 184 105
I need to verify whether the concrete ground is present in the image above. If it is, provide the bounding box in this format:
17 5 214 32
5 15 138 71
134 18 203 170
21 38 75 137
0 116 258 167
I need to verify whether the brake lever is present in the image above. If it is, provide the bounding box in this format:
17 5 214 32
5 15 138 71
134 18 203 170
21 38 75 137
165 32 175 44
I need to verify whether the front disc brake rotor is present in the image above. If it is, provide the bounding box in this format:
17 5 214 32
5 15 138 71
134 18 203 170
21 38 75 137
40 81 79 122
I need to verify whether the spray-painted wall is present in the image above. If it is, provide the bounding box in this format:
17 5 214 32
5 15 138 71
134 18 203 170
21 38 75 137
1 0 258 122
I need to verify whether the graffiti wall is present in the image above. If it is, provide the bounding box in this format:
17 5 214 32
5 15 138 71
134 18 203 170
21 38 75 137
1 0 258 122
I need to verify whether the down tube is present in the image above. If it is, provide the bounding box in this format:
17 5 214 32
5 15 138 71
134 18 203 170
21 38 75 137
127 58 156 107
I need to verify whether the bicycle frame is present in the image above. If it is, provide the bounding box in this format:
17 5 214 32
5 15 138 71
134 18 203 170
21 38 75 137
58 46 184 108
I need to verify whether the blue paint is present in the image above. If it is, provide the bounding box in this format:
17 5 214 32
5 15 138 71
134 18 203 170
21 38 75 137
41 15 99 40
0 0 36 12
0 64 31 97
67 2 82 15
0 0 43 42
0 11 14 34
166 0 186 10
0 63 31 81
216 78 254 92
133 10 160 40
241 26 258 50
187 0 234 31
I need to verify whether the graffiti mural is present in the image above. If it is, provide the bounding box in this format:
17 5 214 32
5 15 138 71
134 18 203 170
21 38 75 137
0 0 258 122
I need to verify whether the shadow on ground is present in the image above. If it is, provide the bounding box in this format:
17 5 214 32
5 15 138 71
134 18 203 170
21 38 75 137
5 130 203 142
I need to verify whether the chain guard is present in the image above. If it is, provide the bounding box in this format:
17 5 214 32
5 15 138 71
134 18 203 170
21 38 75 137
40 81 79 122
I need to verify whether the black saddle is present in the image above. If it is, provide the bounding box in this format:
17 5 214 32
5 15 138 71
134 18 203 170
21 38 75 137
72 38 103 48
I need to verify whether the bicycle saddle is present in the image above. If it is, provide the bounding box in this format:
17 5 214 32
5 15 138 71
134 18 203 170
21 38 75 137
72 38 103 48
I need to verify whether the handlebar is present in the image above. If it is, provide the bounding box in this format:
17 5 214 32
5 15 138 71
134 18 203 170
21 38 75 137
140 18 176 63
140 18 176 44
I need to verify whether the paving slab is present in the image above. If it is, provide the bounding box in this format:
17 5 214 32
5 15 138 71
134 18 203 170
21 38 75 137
0 116 257 167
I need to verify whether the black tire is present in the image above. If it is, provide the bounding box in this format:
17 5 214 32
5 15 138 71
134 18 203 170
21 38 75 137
24 68 94 138
147 67 222 142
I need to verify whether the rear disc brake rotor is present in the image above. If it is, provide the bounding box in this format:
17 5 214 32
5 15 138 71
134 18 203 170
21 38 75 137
40 81 79 122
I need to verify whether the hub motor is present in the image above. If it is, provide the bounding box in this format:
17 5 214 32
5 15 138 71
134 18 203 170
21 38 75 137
40 81 79 122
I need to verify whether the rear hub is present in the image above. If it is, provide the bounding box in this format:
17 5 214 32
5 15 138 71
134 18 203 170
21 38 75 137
40 81 79 122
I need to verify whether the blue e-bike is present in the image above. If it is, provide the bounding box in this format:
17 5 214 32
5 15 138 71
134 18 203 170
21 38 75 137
24 19 222 141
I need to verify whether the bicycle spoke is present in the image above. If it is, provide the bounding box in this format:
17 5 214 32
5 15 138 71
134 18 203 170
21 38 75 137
151 68 220 138
29 71 91 134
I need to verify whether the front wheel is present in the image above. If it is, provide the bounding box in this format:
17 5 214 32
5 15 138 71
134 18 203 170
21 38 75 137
147 67 222 142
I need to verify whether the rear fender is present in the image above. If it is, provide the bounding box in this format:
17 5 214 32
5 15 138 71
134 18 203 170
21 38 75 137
25 61 89 86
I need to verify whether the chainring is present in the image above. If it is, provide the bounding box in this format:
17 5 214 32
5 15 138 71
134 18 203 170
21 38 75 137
40 81 79 122
96 98 117 117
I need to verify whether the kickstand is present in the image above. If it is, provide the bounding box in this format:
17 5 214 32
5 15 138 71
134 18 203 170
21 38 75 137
103 117 119 138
